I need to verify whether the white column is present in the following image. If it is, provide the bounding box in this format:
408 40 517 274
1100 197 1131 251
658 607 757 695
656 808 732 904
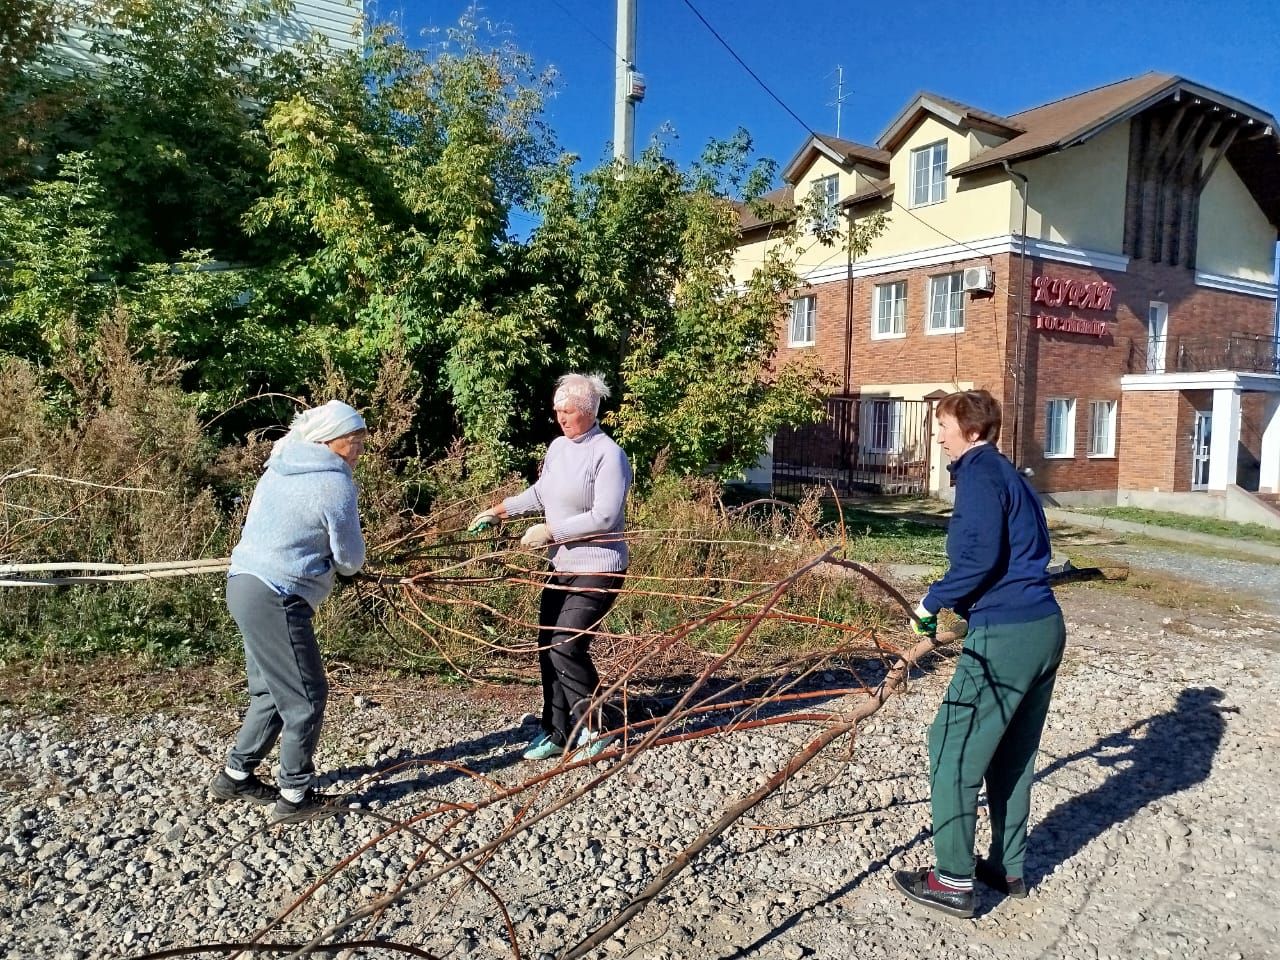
1260 393 1280 492
1207 386 1242 490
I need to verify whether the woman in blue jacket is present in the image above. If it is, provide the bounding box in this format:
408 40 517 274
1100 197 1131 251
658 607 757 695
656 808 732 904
210 400 367 824
894 389 1065 918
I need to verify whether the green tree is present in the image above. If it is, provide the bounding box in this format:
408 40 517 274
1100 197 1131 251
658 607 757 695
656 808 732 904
245 17 559 472
0 0 77 188
523 133 885 483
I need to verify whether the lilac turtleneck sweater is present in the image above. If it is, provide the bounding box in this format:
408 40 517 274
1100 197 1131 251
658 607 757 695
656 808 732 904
502 425 631 573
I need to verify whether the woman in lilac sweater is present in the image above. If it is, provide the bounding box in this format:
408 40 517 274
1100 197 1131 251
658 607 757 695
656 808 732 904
470 374 632 762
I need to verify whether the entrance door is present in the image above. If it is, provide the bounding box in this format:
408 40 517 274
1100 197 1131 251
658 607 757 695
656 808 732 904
1146 301 1168 374
1191 411 1211 490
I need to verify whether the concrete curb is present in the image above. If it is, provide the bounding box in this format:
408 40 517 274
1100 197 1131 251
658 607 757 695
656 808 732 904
1042 508 1280 563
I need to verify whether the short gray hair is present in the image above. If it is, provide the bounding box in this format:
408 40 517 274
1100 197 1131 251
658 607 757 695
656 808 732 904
554 373 610 418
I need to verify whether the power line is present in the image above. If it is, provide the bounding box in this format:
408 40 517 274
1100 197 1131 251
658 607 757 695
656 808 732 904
677 0 813 138
677 0 1017 299
547 0 622 63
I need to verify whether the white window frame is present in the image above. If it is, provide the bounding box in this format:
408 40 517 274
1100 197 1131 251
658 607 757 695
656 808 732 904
788 295 816 347
872 280 907 339
927 272 965 333
1087 399 1116 458
865 399 904 454
1145 301 1169 374
1044 398 1076 458
810 174 839 233
910 140 948 207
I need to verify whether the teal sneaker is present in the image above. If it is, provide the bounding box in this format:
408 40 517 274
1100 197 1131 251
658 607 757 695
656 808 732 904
522 733 564 761
571 729 618 762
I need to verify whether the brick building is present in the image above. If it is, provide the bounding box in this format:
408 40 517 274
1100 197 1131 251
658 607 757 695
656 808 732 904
735 74 1280 523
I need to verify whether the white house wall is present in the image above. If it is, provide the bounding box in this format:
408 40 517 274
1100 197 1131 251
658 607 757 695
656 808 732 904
49 0 363 67
1018 121 1130 254
1197 156 1277 283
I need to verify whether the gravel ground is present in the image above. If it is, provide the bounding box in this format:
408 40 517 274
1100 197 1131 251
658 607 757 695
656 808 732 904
1082 541 1280 612
3 569 1278 960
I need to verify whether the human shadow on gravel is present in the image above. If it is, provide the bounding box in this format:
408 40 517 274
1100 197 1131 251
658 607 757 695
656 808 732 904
1023 685 1233 887
327 655 934 806
706 686 1232 955
327 723 538 805
722 826 934 958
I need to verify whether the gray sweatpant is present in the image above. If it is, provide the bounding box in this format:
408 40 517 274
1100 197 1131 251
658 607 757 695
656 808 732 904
225 574 328 792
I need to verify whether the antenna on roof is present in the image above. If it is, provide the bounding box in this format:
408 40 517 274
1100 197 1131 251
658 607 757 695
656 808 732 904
826 65 853 137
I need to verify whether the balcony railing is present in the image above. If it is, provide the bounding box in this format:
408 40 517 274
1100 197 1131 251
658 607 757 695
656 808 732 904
1127 334 1280 376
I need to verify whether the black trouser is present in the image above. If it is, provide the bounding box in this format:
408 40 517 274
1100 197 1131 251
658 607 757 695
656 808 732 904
537 571 624 745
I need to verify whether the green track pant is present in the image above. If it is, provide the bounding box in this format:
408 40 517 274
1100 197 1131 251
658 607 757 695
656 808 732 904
928 612 1066 880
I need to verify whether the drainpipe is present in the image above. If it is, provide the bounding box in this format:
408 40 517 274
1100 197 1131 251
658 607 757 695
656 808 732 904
1004 160 1030 468
843 205 854 395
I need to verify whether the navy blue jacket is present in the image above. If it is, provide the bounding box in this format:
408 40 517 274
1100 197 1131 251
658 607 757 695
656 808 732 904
923 443 1060 628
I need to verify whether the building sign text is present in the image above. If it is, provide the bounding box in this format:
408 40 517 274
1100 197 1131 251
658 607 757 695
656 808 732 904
1034 314 1108 337
1031 275 1116 312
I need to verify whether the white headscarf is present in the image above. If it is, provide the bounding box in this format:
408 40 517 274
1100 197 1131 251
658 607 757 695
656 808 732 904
270 400 366 462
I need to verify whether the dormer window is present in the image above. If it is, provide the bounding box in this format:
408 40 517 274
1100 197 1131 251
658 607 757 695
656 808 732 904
811 174 839 232
910 141 947 206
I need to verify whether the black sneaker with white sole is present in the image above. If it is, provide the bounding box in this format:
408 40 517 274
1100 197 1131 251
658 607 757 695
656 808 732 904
270 788 342 824
892 868 975 919
209 770 278 806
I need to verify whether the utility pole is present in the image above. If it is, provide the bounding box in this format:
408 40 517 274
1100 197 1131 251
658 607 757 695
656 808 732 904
826 65 851 137
613 0 643 163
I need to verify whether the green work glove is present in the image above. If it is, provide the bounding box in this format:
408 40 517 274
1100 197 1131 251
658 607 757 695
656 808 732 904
467 509 500 534
910 601 937 638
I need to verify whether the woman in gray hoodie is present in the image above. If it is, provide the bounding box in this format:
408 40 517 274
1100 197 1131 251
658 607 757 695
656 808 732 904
210 400 367 823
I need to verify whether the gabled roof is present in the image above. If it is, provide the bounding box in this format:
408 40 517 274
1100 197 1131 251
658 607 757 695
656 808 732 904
840 177 894 208
781 134 889 184
735 184 795 234
877 92 1025 153
948 72 1277 175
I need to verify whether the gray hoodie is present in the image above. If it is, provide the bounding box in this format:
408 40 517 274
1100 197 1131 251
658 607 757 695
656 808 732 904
228 440 366 610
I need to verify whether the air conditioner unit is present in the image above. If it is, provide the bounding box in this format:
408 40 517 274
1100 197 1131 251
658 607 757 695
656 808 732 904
962 266 995 293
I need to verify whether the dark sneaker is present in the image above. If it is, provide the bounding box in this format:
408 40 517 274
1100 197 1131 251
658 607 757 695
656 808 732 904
893 868 975 919
975 857 1027 898
210 770 278 806
270 788 342 824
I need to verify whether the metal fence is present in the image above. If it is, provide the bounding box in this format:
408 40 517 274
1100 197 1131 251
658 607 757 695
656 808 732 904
1127 334 1280 375
772 397 933 496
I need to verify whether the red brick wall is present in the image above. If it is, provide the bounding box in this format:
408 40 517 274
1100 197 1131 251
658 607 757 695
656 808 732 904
778 252 1275 494
780 261 1010 396
1117 391 1180 490
778 254 1017 452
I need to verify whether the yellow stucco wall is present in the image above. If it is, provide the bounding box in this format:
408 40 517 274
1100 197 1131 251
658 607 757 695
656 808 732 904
731 153 880 285
733 109 1279 290
1197 159 1277 281
1018 121 1129 252
863 116 1014 259
732 116 1024 287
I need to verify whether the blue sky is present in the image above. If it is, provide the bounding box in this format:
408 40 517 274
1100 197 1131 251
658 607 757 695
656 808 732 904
377 0 1280 186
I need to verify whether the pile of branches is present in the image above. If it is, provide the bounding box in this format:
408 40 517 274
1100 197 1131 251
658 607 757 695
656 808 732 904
132 500 960 960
